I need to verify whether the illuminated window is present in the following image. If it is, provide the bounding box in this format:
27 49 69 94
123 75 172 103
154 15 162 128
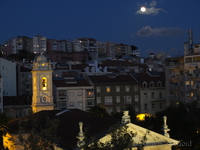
41 77 47 90
106 86 110 92
191 92 194 97
87 91 93 97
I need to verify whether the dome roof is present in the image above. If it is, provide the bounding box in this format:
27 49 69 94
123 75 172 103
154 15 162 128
36 54 48 64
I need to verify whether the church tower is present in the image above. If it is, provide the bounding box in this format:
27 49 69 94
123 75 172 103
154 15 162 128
31 53 54 113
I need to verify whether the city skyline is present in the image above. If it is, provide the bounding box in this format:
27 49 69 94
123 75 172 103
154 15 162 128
1 0 200 57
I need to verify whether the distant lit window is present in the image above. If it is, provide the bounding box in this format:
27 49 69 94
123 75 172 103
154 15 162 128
87 91 93 97
106 86 110 92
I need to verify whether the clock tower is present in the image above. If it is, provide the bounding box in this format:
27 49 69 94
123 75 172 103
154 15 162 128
31 53 54 113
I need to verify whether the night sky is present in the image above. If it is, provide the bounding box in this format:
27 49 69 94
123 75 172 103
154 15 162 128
1 0 200 57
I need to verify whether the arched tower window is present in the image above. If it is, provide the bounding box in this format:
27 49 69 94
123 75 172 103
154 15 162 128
41 77 47 90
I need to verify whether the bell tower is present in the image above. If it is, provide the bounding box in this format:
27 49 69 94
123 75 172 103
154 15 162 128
31 53 54 113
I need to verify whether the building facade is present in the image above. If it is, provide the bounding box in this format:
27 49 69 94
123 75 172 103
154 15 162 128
0 58 17 96
88 74 140 114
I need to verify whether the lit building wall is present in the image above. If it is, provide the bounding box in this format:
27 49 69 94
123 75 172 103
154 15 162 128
0 58 17 96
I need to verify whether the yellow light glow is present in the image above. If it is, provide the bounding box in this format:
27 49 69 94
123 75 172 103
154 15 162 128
136 113 151 121
106 87 110 92
42 77 47 90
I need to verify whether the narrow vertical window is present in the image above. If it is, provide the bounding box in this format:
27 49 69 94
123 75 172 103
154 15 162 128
42 77 47 90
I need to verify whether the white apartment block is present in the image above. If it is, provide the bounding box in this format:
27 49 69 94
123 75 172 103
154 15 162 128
32 35 47 53
0 75 3 113
0 58 17 96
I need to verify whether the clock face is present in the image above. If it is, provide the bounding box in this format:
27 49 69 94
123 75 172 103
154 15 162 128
42 97 46 102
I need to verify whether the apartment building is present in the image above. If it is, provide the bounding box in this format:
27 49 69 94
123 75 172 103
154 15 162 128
132 71 166 115
0 75 3 113
115 43 132 58
106 41 115 59
88 74 140 114
166 42 200 105
17 65 32 96
47 39 73 52
53 77 94 111
97 41 106 59
12 36 32 54
32 34 47 53
73 38 98 61
0 58 17 96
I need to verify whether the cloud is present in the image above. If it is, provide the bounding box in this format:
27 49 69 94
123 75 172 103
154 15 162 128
137 26 186 37
136 0 166 15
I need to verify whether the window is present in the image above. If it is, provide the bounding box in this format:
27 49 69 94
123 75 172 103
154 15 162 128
157 82 162 87
116 96 120 103
41 77 47 90
116 86 120 92
151 92 154 99
124 96 131 103
70 102 74 107
135 105 139 112
58 90 66 99
78 91 82 96
125 85 130 92
97 97 101 104
144 93 147 99
159 103 163 109
159 92 162 98
135 95 139 102
97 86 100 93
134 85 138 92
87 101 93 106
86 91 93 97
144 104 147 110
150 82 154 87
105 96 112 104
143 82 147 88
106 86 110 92
78 101 82 106
152 103 155 109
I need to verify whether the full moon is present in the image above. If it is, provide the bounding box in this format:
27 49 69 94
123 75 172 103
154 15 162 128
140 7 146 12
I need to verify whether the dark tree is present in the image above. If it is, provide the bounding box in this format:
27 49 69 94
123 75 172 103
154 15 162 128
18 116 60 150
89 105 109 117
